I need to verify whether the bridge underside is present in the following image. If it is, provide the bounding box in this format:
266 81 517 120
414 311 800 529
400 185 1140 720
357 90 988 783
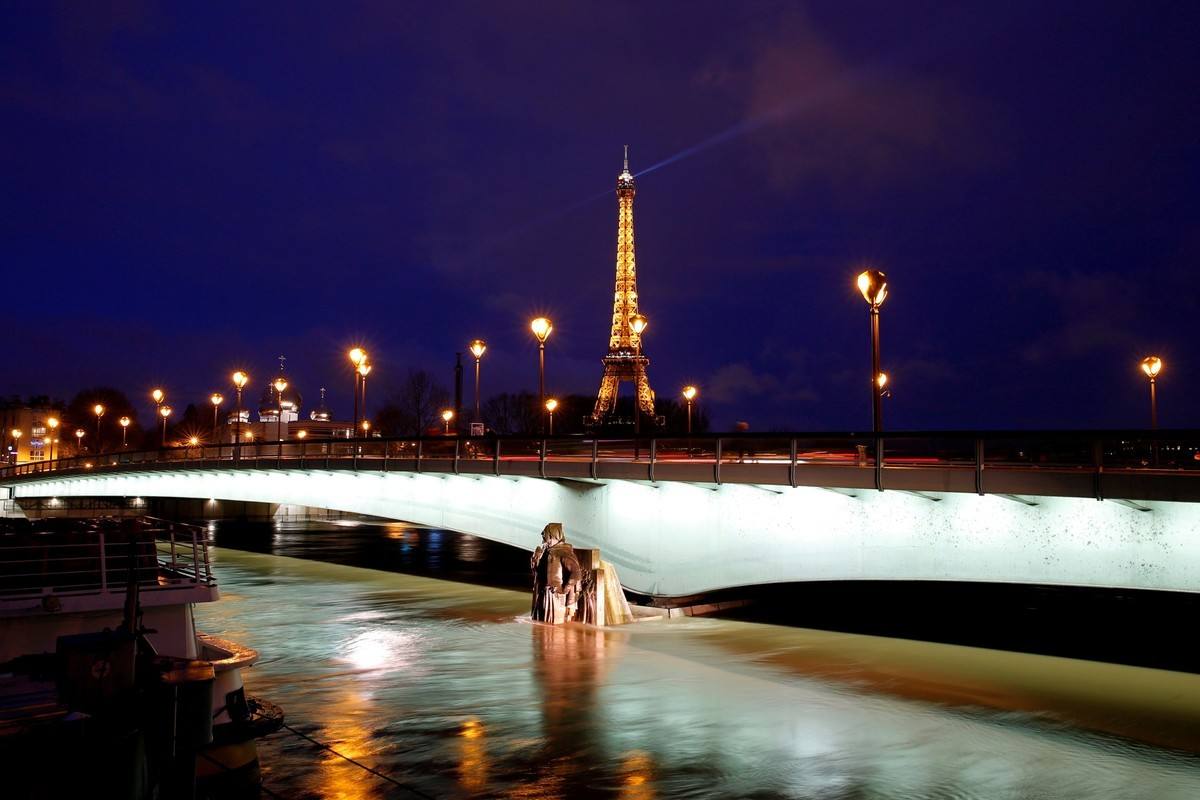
7 469 1200 597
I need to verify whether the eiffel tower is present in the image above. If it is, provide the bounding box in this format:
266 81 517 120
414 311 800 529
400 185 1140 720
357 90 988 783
590 147 656 427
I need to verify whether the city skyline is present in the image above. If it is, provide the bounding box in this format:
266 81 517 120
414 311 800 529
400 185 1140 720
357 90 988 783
3 3 1198 431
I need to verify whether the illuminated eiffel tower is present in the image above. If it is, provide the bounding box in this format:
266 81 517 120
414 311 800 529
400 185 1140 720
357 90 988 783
590 147 656 427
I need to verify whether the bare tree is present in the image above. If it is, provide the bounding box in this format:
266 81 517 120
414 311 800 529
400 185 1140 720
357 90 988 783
482 391 539 435
377 369 449 436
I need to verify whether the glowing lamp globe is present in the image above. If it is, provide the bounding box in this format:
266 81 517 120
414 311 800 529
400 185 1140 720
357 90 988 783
856 269 888 308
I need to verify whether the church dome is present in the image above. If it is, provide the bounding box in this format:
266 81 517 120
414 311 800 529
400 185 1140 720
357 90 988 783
309 387 331 422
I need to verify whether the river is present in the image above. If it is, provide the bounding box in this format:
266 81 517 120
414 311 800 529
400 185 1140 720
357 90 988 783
195 521 1200 799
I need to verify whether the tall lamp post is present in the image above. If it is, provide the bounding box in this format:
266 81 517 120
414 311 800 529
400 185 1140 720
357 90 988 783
158 405 172 447
273 377 288 443
349 348 367 434
75 428 85 455
545 398 558 435
682 386 697 434
628 313 649 433
119 416 131 448
232 371 249 449
441 409 455 435
530 317 553 433
468 339 487 426
856 269 889 432
1140 356 1163 429
358 361 372 433
10 429 20 463
93 404 105 454
46 417 59 462
210 393 224 444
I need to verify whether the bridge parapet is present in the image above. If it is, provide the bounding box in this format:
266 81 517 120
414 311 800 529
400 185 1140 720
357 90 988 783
3 431 1200 503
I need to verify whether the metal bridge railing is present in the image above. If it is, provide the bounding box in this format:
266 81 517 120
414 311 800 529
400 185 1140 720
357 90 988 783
0 517 213 598
2 431 1199 498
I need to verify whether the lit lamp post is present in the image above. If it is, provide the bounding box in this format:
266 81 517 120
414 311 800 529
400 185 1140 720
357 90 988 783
10 429 20 463
151 387 164 415
468 339 487 425
46 417 59 462
358 361 372 431
628 313 649 433
210 393 224 444
442 409 455 435
232 371 249 450
119 416 131 447
273 377 288 442
530 317 553 433
856 269 889 433
1140 356 1163 429
545 398 558 435
682 385 698 434
75 428 86 455
349 348 367 434
361 420 371 437
158 405 172 447
93 403 105 453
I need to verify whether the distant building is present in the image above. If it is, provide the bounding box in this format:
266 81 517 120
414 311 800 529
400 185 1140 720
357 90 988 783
1 398 61 464
222 360 358 442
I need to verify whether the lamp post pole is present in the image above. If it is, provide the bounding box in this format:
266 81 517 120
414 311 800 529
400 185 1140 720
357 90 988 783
870 305 882 433
93 404 105 454
530 319 552 434
119 416 130 448
469 339 486 426
232 371 248 456
856 270 888 434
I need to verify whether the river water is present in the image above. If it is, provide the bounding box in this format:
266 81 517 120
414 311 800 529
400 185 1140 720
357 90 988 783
195 521 1200 799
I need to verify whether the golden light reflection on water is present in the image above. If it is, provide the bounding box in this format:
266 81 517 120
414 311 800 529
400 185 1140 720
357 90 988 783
619 751 656 800
458 717 489 794
316 688 378 800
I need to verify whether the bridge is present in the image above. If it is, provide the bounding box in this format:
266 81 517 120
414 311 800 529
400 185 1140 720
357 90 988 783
3 431 1200 598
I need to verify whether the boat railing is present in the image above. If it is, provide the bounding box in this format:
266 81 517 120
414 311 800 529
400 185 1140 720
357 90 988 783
0 518 214 599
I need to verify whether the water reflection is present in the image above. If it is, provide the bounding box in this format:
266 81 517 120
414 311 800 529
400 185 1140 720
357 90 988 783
196 528 1200 799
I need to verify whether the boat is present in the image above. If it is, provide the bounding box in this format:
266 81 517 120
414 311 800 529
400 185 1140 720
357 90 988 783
0 515 281 798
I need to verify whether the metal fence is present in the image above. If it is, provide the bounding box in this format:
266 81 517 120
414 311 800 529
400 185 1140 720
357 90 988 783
0 517 213 598
2 431 1199 498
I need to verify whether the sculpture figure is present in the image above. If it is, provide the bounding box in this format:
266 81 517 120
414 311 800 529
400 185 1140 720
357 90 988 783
530 523 584 624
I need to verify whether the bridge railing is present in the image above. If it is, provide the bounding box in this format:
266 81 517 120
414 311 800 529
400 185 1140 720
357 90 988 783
3 431 1200 500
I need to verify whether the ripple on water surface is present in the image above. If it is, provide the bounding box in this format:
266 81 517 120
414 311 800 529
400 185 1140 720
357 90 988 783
196 546 1200 799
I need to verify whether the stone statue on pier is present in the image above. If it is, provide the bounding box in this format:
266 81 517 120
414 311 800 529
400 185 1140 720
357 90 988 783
530 523 635 626
531 523 584 624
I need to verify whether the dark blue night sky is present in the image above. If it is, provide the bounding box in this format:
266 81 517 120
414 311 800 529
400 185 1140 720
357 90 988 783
3 2 1198 431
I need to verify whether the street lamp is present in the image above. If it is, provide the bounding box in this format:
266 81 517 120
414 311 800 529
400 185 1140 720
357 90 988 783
46 417 59 462
682 385 698 434
357 361 372 431
856 269 888 432
296 429 308 440
158 405 172 447
545 398 558 435
530 317 553 433
442 409 455 435
273 377 288 442
210 393 224 443
10 429 20 463
361 420 371 436
232 370 249 452
628 314 649 433
93 403 105 453
468 339 487 424
1140 356 1163 429
119 416 131 447
75 428 86 455
349 348 367 434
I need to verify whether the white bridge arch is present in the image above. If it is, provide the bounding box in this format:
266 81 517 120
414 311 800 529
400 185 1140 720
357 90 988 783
8 468 1200 598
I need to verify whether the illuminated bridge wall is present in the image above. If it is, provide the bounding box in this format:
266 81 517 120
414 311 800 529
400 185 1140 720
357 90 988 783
7 469 1200 597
